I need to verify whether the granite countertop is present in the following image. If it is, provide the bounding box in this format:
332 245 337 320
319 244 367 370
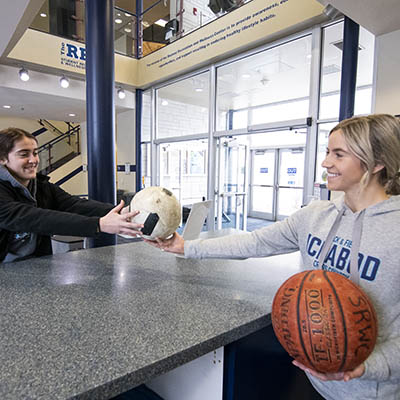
0 241 302 400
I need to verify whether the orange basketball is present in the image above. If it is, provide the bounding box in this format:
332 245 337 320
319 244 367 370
271 270 378 373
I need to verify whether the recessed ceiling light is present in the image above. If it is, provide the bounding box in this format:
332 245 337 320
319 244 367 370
68 113 76 117
142 21 150 27
3 105 11 109
241 73 251 79
117 13 121 17
161 100 168 106
124 28 132 33
40 13 47 17
195 88 203 92
115 18 122 24
125 13 131 17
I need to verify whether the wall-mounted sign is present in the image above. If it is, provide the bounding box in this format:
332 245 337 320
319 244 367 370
287 167 297 175
260 167 269 173
60 42 86 70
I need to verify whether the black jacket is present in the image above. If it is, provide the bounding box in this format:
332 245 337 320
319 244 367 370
0 173 113 261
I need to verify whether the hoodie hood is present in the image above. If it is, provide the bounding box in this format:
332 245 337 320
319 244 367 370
0 165 36 203
330 192 400 216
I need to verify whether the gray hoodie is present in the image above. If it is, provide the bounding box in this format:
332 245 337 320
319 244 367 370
185 195 400 400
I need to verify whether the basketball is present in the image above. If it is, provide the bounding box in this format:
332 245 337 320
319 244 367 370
130 186 181 240
271 270 378 373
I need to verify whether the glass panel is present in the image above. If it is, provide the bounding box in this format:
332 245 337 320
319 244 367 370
157 72 210 139
277 188 303 216
319 22 343 120
249 128 307 147
279 149 304 187
252 151 275 185
216 35 312 131
142 91 151 142
319 23 375 119
315 122 337 184
141 143 151 188
159 140 208 205
252 186 273 214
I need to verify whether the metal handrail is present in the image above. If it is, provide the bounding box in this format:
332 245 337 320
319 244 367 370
38 125 80 153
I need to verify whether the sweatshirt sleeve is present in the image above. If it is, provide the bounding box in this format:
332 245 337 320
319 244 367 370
185 208 302 259
362 319 400 382
48 183 114 216
0 199 101 237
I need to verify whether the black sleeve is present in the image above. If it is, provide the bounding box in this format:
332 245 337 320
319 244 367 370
47 183 114 217
0 182 112 237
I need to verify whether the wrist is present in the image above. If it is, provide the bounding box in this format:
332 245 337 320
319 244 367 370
97 218 102 233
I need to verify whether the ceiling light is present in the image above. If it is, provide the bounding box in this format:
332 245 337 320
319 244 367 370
115 18 123 24
125 13 131 17
40 13 47 17
60 75 69 88
142 21 150 27
19 68 30 82
241 73 251 79
161 100 168 106
3 105 11 109
68 113 76 117
155 19 167 27
195 88 203 92
117 88 126 99
124 28 132 33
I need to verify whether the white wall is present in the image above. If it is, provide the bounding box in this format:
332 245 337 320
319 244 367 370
116 109 136 193
373 29 400 115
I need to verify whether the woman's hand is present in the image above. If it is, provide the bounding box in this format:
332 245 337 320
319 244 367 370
99 201 143 236
292 360 365 382
144 232 185 255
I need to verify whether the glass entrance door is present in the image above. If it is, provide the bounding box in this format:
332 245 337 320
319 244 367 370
249 147 305 221
216 138 249 230
249 150 276 220
277 148 305 219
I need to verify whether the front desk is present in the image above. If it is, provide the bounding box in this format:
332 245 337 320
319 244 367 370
0 240 302 399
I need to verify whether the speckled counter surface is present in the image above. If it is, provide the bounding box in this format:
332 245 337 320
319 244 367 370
0 241 302 400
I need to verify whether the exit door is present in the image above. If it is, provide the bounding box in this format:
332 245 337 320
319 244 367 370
249 147 305 221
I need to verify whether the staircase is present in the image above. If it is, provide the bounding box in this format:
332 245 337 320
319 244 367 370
35 120 81 175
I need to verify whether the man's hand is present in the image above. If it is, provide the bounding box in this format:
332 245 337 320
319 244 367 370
99 201 143 236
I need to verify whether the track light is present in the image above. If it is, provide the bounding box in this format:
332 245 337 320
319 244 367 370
60 75 69 88
117 88 126 99
19 68 30 82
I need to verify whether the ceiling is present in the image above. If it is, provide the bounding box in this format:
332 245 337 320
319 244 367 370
0 0 400 123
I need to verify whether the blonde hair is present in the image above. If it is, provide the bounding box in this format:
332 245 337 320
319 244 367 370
331 114 400 195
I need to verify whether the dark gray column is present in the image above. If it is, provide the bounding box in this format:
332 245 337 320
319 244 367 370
85 0 116 246
339 17 360 121
135 89 143 192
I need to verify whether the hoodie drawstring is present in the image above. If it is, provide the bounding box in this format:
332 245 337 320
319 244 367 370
317 206 364 285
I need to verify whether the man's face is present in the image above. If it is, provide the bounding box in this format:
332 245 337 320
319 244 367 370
0 137 39 186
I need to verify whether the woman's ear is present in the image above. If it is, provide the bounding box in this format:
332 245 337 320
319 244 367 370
0 158 7 166
372 163 385 174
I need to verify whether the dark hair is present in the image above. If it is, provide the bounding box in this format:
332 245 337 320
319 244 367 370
0 127 37 160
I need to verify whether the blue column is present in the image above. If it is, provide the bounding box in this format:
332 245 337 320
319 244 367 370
135 89 143 191
85 0 116 246
339 17 360 121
